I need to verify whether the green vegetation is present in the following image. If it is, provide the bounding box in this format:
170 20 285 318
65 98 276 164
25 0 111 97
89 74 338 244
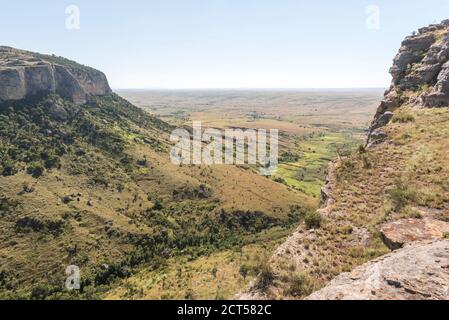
286 273 314 297
255 260 275 291
0 89 317 300
274 132 362 198
388 179 418 211
392 111 415 123
304 211 323 230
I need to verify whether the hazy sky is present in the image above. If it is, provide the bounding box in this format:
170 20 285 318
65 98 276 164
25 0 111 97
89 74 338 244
1 0 449 89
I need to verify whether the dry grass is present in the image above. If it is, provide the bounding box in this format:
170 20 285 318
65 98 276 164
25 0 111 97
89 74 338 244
252 106 449 299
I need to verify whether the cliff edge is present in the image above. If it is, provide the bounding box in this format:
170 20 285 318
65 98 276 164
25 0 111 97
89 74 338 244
0 46 111 104
369 19 449 146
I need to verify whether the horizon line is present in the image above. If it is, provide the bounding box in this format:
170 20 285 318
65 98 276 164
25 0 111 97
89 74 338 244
114 87 387 91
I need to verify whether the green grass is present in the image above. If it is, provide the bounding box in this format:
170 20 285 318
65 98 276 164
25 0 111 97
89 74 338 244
105 225 293 300
274 132 360 198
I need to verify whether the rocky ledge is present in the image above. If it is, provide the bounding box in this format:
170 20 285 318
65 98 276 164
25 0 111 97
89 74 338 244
368 19 449 146
380 218 449 250
0 46 111 104
307 240 449 300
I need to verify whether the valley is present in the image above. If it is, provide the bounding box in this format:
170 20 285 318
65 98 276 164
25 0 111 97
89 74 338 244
105 89 382 299
3 19 449 301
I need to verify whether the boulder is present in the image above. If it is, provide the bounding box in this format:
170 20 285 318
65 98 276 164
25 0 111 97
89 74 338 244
367 129 388 148
307 240 449 300
370 111 394 132
422 60 449 107
48 101 68 121
399 63 442 90
380 218 449 250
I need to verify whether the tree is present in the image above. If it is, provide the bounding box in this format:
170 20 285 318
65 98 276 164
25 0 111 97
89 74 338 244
239 264 249 280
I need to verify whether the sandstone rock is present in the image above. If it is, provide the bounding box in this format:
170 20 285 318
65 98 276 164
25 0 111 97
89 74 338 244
0 46 111 104
390 51 423 83
372 89 401 120
49 101 68 121
307 240 449 300
380 218 449 250
422 60 449 107
389 34 435 82
399 63 442 90
319 162 334 207
367 129 388 148
22 184 35 193
401 33 435 52
370 111 394 132
368 20 449 146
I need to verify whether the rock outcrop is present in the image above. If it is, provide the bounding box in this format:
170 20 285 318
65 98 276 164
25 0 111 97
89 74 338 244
307 240 449 300
380 218 449 250
368 20 449 145
0 46 111 104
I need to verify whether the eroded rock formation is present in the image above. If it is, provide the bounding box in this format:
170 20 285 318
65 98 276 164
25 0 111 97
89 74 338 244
368 20 449 146
0 46 111 104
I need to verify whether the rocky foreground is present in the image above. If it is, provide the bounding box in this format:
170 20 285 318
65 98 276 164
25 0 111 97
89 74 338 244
0 46 111 104
309 20 449 300
307 240 449 300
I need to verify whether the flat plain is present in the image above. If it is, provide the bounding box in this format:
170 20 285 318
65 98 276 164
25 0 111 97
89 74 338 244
118 89 384 197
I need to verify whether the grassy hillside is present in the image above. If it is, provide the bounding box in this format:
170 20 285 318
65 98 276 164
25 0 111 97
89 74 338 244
0 92 315 299
246 106 449 299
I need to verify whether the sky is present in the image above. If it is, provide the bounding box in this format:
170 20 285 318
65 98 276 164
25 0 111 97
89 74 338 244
1 0 449 89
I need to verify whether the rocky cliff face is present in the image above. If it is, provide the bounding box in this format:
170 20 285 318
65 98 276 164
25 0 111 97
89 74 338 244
0 46 111 104
368 19 449 146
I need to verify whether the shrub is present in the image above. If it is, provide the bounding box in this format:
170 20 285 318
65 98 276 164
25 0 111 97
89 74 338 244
392 112 415 123
1 161 16 176
361 154 372 169
239 264 250 280
27 163 45 178
402 207 422 219
0 197 19 217
286 273 314 297
388 179 417 211
273 176 287 184
304 211 323 230
153 200 163 211
256 261 274 290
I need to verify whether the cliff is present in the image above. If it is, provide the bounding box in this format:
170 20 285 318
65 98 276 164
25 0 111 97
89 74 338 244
369 19 449 146
0 46 111 104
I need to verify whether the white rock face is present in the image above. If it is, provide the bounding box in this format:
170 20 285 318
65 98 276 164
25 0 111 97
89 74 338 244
307 240 449 300
0 46 111 104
